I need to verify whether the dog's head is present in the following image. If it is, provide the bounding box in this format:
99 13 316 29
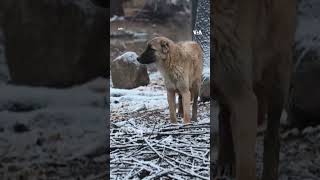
137 37 173 64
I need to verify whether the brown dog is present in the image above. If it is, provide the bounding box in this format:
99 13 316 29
137 37 203 124
212 0 296 180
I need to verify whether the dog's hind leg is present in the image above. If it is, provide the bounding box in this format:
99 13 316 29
216 103 235 178
178 94 184 118
230 90 257 180
262 53 291 180
167 90 177 123
191 84 200 121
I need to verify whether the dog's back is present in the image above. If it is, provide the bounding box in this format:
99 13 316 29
176 41 203 88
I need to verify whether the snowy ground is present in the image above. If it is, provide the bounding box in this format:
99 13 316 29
0 78 108 179
110 71 168 113
110 71 211 179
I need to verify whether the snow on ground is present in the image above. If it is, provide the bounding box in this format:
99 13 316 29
111 70 211 114
110 15 125 22
0 78 107 179
110 102 210 179
110 70 210 179
110 71 168 113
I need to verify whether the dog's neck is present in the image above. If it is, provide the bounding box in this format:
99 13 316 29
158 44 185 83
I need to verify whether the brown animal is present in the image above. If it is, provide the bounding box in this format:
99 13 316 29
137 37 203 123
212 0 296 180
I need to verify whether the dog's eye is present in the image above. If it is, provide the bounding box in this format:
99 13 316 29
148 45 156 51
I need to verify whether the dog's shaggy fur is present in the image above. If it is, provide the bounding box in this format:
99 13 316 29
137 36 203 123
212 0 297 179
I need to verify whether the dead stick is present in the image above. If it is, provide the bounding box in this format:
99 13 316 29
144 138 208 180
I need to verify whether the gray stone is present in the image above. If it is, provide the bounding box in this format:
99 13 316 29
287 0 320 128
111 52 149 89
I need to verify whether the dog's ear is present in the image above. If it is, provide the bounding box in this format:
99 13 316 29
161 40 169 54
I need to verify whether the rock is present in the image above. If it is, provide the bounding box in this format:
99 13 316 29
288 54 320 128
288 0 320 129
142 0 191 20
133 104 146 112
200 68 210 102
111 52 150 89
0 0 107 87
287 0 320 128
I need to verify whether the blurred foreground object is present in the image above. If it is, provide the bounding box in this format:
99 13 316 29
0 0 107 87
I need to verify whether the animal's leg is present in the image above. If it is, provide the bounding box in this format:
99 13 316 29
216 103 235 178
262 56 291 180
262 87 283 180
191 84 200 121
178 94 183 118
254 85 268 127
167 90 177 123
230 91 257 180
181 90 191 124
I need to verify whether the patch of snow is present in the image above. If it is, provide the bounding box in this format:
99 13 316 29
0 78 107 161
110 101 210 179
133 32 148 39
110 71 168 113
110 15 125 22
113 51 139 65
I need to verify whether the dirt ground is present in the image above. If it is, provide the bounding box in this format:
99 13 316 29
211 101 320 179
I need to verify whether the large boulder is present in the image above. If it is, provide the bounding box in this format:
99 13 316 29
288 50 320 128
287 0 320 128
0 0 107 87
139 0 191 20
111 52 149 89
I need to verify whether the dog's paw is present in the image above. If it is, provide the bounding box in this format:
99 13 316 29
215 164 234 179
170 119 178 124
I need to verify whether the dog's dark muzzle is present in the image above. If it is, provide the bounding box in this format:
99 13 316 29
137 49 156 64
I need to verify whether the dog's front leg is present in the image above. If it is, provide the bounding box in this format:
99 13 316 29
177 94 183 118
167 90 177 123
181 90 191 124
